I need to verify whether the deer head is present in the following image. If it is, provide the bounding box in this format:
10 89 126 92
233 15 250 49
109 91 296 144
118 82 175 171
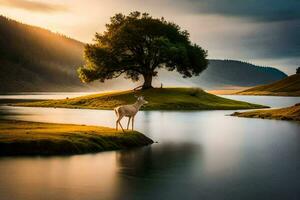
135 95 148 105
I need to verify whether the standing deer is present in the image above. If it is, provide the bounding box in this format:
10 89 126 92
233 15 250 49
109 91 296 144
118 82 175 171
114 96 148 132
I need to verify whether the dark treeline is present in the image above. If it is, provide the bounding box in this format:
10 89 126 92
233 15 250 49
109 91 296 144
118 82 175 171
0 15 85 92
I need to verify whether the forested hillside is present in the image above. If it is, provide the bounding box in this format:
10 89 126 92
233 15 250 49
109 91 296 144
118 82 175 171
0 15 85 92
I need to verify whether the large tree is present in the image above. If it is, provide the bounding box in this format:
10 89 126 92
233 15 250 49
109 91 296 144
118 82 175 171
78 12 208 89
297 67 300 74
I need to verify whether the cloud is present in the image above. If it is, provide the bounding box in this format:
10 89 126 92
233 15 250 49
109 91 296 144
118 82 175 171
135 0 300 59
0 0 298 73
0 0 67 12
171 0 300 70
242 19 300 59
180 0 300 22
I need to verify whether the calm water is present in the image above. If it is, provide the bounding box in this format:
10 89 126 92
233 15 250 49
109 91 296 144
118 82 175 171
0 94 300 200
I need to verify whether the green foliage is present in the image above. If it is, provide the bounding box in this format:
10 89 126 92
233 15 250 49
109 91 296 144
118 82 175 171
78 12 208 89
15 88 267 110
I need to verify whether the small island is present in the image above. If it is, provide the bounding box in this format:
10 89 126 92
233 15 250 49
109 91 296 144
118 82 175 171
14 88 267 110
231 103 300 121
0 120 153 156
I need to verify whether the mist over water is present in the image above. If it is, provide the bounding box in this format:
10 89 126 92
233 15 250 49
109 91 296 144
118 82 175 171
0 93 300 200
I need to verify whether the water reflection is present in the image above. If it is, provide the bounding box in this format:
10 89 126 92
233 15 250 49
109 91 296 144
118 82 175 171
0 153 120 200
0 95 300 200
115 143 203 200
117 143 201 179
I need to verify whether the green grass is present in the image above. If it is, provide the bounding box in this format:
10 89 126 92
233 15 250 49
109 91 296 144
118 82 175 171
236 74 300 96
14 88 267 110
0 120 153 156
231 103 300 121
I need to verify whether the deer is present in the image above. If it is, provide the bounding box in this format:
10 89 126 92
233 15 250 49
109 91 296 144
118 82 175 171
114 96 148 132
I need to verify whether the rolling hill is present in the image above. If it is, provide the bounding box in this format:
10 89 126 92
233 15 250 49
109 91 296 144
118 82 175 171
236 74 300 96
155 59 287 89
0 15 288 92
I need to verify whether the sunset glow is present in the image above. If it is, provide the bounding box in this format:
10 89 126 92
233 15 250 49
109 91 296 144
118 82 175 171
1 0 299 74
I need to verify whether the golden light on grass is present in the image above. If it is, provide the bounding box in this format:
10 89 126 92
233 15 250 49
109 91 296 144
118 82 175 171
0 119 153 155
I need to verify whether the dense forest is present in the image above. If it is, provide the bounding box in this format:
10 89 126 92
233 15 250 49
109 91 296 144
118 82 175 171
0 15 288 92
0 15 86 92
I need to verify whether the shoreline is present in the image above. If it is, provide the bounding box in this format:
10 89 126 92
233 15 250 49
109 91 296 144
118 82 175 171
231 103 300 122
0 119 153 156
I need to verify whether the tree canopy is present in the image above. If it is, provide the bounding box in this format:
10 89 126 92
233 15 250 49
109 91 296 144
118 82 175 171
297 67 300 74
78 11 208 89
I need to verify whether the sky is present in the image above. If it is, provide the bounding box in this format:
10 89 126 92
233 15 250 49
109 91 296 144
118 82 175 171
0 0 299 74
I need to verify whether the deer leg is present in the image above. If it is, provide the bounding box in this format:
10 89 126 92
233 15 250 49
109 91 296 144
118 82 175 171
132 117 134 131
127 117 131 130
115 115 120 131
118 121 125 132
117 116 125 132
116 115 125 132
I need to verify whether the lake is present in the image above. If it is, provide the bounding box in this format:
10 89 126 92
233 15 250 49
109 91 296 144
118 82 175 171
0 93 299 200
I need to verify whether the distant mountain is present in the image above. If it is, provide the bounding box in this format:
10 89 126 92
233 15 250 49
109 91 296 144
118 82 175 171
236 74 300 96
155 60 288 89
0 16 288 92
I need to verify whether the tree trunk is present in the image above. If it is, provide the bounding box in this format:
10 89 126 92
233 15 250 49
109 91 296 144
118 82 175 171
142 74 153 89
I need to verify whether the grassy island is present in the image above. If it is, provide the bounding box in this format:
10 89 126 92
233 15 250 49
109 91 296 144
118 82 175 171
14 88 267 110
0 120 153 156
231 103 300 122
